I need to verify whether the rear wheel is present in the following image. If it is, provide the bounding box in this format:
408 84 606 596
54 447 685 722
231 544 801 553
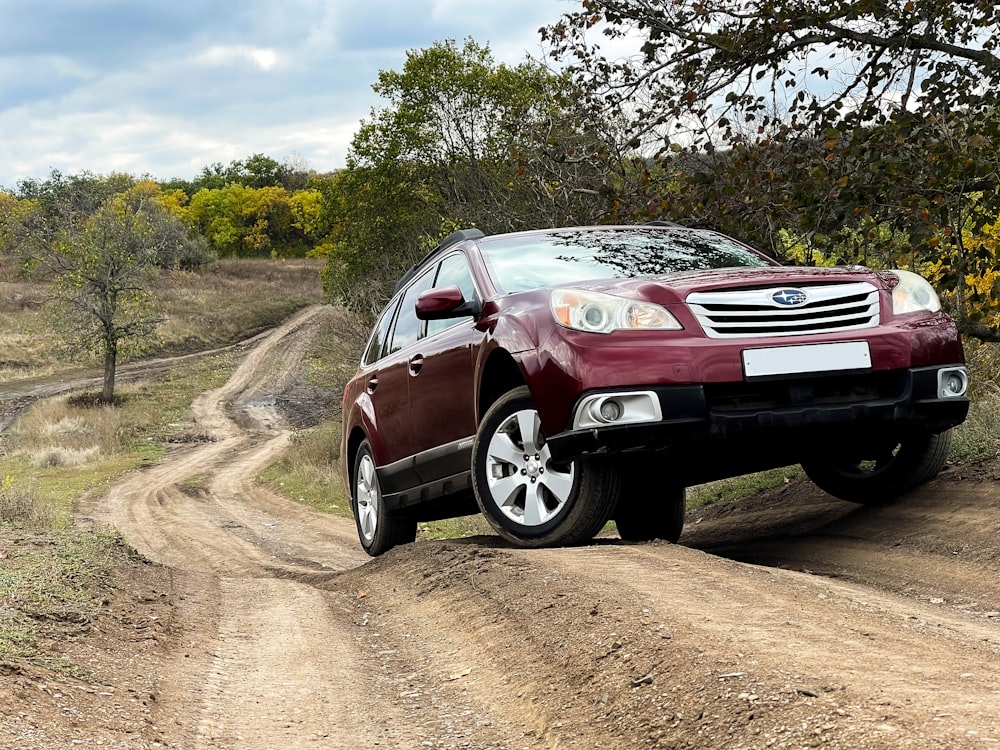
472 387 619 548
615 482 686 543
801 429 952 505
352 440 417 556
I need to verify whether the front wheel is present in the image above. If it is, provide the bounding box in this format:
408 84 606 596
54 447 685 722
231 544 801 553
472 387 620 548
352 440 417 556
801 429 952 505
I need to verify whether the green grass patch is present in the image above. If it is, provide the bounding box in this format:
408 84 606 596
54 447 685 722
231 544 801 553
417 515 496 540
258 421 348 516
686 466 804 511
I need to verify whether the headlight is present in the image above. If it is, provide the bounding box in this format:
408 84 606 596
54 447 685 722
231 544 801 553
551 289 682 334
891 269 942 314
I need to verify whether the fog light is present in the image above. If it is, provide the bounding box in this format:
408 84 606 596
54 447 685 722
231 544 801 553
938 367 969 398
573 391 663 430
599 398 624 422
588 397 624 424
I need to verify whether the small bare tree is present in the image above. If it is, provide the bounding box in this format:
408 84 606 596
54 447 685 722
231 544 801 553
17 180 188 402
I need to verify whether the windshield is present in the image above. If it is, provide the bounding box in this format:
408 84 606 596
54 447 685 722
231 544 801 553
478 228 772 294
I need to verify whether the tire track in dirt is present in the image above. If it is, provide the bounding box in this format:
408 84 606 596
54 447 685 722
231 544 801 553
81 306 535 749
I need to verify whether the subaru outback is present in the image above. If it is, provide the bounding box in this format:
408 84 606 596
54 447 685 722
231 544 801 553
340 224 969 555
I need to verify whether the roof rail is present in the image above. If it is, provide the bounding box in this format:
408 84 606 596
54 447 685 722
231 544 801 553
646 220 684 228
394 228 486 292
438 227 485 249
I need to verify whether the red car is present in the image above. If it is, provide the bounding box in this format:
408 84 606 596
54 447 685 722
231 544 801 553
340 225 969 555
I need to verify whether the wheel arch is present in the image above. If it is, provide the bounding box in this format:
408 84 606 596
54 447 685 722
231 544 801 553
344 425 369 489
477 348 527 422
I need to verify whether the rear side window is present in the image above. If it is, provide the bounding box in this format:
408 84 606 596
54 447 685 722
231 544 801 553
387 268 435 354
362 298 400 366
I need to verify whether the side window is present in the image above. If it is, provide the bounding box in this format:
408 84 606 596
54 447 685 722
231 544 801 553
362 297 401 366
387 268 435 354
426 253 479 337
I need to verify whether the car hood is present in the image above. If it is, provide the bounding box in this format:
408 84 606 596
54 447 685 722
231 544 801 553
569 265 890 305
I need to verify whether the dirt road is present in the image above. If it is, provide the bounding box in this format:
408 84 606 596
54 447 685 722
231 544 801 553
37 307 1000 747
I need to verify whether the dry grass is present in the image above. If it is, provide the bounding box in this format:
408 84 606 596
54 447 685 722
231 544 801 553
0 476 62 528
951 341 1000 462
0 272 60 380
1 256 325 380
152 258 324 356
6 397 121 458
953 381 1000 461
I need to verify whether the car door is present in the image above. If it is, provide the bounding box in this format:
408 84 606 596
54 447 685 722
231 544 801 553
366 268 435 467
406 252 483 482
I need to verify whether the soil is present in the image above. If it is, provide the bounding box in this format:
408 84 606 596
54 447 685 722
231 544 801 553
3 304 999 749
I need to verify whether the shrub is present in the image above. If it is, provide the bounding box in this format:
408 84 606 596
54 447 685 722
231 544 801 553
0 476 61 529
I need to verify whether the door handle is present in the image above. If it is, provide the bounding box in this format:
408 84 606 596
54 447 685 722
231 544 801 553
408 354 424 376
366 374 378 394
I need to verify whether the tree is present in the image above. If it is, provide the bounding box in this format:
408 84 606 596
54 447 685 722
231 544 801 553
164 153 304 196
0 190 23 255
323 38 618 317
14 178 192 403
544 0 1000 339
186 183 312 258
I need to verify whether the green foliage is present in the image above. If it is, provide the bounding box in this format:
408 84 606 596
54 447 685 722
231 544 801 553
0 190 22 254
162 152 306 195
323 38 617 317
187 183 318 258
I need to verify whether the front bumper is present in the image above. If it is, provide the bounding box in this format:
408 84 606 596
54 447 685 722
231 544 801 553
545 364 970 464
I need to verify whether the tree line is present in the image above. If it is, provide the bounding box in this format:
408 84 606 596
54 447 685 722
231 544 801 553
2 18 1000 401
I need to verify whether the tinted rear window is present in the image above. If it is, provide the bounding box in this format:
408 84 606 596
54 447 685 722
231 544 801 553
478 228 772 294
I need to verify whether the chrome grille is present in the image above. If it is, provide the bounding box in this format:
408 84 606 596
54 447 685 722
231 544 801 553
687 282 880 339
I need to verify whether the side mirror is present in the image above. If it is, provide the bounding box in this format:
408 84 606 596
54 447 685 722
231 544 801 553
415 285 481 320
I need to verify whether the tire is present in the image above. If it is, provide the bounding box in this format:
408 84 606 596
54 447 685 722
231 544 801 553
801 429 952 505
472 386 620 548
615 482 686 543
352 440 417 556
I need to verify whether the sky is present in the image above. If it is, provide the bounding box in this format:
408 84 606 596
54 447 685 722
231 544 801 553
0 0 575 191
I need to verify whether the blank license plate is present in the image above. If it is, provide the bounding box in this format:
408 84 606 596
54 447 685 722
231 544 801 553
742 341 871 378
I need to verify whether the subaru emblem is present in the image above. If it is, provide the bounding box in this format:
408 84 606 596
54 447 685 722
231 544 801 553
771 288 808 307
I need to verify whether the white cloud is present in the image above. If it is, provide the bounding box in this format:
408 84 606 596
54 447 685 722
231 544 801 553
194 45 283 71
